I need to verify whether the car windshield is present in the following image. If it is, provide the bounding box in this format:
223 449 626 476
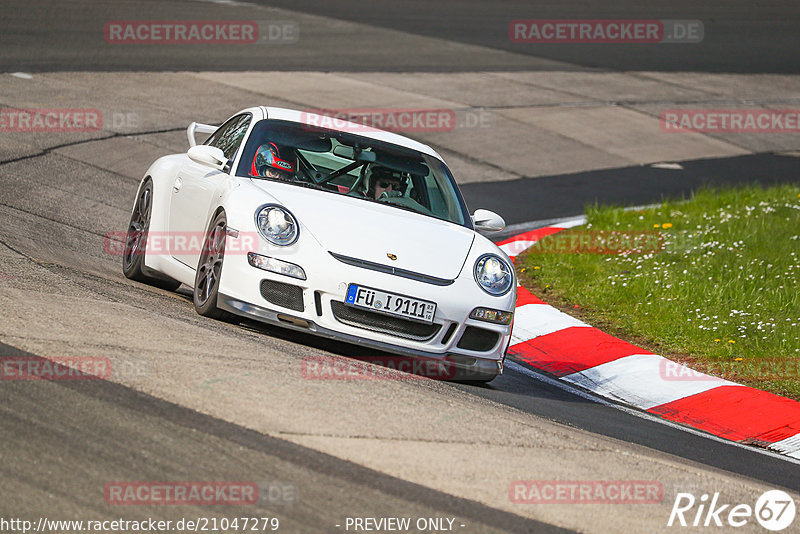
236 119 471 228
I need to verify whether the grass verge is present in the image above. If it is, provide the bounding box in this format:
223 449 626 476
518 184 800 401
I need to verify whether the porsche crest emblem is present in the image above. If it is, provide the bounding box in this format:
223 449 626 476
387 253 397 261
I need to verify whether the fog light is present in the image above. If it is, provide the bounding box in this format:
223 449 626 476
247 252 306 280
469 307 513 325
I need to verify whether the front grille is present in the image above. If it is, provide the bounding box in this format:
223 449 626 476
457 326 499 352
260 279 304 312
331 301 441 341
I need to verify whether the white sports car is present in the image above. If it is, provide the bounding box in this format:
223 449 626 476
123 107 515 382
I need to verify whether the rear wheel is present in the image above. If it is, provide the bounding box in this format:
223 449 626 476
122 179 181 291
193 211 236 322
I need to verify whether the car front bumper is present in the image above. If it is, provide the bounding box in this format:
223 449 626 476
216 238 514 379
218 293 505 379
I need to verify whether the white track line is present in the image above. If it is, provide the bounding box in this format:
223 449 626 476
510 305 588 345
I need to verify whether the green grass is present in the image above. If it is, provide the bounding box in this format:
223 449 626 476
519 184 800 400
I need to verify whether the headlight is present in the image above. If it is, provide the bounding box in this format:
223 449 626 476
474 254 513 296
255 205 298 246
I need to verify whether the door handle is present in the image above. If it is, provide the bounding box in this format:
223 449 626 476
173 177 182 193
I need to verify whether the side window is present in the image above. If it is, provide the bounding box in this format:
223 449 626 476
206 114 251 161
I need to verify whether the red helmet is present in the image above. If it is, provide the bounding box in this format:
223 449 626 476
251 143 296 177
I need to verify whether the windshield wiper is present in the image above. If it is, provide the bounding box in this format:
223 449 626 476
251 175 329 191
371 199 424 216
286 179 331 191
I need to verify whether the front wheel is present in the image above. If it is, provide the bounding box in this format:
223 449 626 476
193 211 236 322
122 179 181 291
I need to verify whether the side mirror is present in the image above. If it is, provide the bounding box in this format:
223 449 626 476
187 145 227 170
472 209 505 233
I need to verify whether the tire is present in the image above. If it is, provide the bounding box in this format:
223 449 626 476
122 179 182 291
193 211 236 322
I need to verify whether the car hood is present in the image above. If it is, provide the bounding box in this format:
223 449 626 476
250 179 475 280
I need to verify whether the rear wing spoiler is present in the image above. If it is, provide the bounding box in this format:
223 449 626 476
187 122 218 147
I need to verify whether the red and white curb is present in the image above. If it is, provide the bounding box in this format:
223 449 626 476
498 221 800 459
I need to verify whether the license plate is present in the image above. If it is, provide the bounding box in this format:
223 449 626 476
345 284 436 324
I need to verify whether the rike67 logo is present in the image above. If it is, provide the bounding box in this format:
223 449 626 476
668 490 796 531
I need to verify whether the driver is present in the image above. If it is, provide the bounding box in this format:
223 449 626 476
366 165 406 199
251 142 297 181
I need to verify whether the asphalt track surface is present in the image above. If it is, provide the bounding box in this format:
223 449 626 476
462 153 800 228
2 1 800 532
2 0 800 72
254 0 800 73
0 342 560 534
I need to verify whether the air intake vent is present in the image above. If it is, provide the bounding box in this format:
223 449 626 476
260 279 304 312
456 326 499 352
331 301 440 341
